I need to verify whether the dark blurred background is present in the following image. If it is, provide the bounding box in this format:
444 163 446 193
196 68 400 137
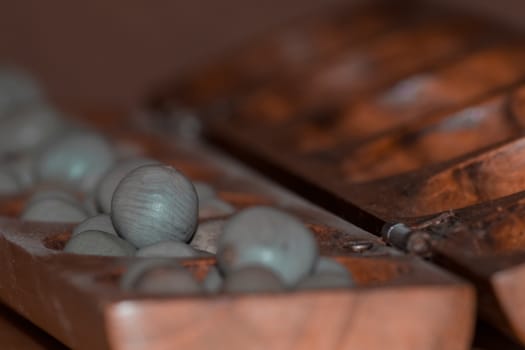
0 0 523 108
0 0 348 109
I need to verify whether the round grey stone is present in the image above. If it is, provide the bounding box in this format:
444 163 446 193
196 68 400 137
82 193 99 216
35 131 115 192
202 266 223 293
64 230 135 257
5 154 35 189
217 206 318 287
21 197 88 223
0 104 65 156
190 219 225 254
120 260 202 295
95 157 160 214
26 188 78 207
111 165 198 247
193 181 216 202
222 266 284 293
0 68 42 116
136 240 210 258
0 168 21 195
72 214 117 236
297 273 354 290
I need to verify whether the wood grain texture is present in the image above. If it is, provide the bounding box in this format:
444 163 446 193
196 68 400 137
0 207 475 350
148 1 525 345
107 285 473 350
0 110 475 349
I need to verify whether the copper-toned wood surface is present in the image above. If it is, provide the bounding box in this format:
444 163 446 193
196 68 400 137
152 1 414 110
150 4 525 229
404 191 525 343
199 66 525 344
221 21 506 136
0 113 475 350
152 1 503 115
148 1 525 345
219 43 525 160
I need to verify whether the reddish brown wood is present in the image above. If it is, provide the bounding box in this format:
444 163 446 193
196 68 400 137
106 278 472 350
152 2 415 110
224 43 525 160
404 193 525 344
147 2 525 345
198 58 525 345
340 88 525 182
228 17 501 132
0 303 67 350
0 118 476 349
0 218 474 350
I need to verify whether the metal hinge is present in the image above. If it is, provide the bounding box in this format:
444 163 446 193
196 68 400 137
381 223 433 258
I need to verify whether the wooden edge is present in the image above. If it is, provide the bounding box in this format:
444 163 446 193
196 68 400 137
0 215 474 350
492 262 525 343
0 230 111 350
0 303 68 350
106 283 475 350
430 244 525 344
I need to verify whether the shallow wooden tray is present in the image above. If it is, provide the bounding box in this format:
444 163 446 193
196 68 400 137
0 120 475 350
0 220 473 350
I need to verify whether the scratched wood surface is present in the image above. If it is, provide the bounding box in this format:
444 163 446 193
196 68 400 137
148 0 525 345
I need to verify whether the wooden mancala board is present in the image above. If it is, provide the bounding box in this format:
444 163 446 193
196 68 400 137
0 111 474 350
149 0 525 346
